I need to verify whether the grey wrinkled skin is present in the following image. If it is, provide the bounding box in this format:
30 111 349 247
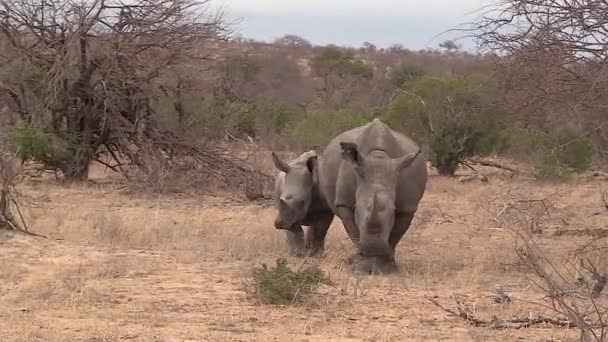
317 118 428 275
272 150 334 257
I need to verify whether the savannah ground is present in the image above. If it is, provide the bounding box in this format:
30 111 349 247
0 160 605 341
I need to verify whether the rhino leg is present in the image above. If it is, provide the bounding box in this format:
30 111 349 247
336 206 365 265
388 212 415 261
285 226 306 257
350 213 414 275
305 212 334 257
335 206 361 245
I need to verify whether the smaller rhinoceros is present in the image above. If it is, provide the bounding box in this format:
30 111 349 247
271 150 334 257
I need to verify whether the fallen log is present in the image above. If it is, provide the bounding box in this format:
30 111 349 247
468 158 520 173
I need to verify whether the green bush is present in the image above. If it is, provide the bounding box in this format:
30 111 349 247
310 46 373 80
554 127 595 172
264 101 299 135
10 122 75 172
389 61 426 88
498 125 595 178
288 108 370 149
381 74 503 176
246 258 332 305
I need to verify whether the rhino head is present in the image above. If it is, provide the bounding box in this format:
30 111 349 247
340 141 420 259
271 151 318 230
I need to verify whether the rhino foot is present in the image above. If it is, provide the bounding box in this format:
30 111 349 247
352 255 398 275
288 246 307 257
286 230 306 257
346 252 358 265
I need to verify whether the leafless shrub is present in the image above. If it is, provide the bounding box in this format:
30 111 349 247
0 0 233 182
514 233 607 341
121 134 274 198
493 188 608 341
470 0 608 157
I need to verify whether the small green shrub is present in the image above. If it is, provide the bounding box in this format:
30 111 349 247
311 46 374 80
554 127 595 173
10 122 74 172
246 258 332 305
389 61 426 88
268 101 298 135
498 125 595 178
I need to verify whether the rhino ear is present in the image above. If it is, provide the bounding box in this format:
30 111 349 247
393 149 421 171
272 152 290 173
340 142 360 164
305 155 318 173
340 142 365 176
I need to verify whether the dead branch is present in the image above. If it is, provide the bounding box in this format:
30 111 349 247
459 173 489 183
426 295 581 329
468 157 520 174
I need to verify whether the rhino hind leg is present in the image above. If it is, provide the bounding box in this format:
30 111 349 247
305 212 334 257
286 226 306 257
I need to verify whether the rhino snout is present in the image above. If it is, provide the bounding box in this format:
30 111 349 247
274 216 296 230
360 239 392 258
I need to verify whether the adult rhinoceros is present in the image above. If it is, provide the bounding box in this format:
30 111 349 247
317 118 428 274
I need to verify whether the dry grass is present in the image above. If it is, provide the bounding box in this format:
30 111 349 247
0 163 605 341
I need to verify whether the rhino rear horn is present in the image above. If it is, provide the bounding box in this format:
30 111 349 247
272 152 291 173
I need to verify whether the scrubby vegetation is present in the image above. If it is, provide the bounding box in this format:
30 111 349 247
2 0 606 188
246 258 332 306
1 1 608 340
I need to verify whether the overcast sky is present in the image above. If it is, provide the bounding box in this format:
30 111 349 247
215 0 491 50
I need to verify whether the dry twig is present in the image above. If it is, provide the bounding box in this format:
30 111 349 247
426 295 584 329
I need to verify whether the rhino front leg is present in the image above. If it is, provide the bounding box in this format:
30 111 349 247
335 205 360 246
336 205 361 264
285 225 306 257
349 213 414 275
305 212 334 257
388 212 416 262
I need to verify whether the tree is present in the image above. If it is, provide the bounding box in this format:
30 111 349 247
383 74 503 176
274 34 312 49
388 62 426 88
362 41 377 53
439 40 460 52
310 46 374 108
472 0 608 157
0 0 229 179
